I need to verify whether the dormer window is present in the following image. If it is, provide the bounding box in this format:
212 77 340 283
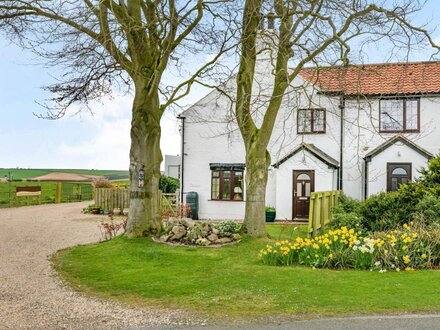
297 109 326 134
379 98 420 133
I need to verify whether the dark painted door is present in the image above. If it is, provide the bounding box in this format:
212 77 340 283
293 170 315 219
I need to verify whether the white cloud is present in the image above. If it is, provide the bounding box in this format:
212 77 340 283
56 94 182 170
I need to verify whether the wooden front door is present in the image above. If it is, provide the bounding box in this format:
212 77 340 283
293 170 315 219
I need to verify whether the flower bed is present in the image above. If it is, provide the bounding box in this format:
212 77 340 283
259 222 440 272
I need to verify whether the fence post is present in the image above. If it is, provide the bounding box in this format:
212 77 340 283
55 182 62 203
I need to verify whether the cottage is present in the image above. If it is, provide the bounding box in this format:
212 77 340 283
179 34 439 221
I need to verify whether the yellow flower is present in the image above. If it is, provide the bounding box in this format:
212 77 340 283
402 245 408 251
403 255 411 264
313 243 319 249
328 253 334 259
421 254 427 259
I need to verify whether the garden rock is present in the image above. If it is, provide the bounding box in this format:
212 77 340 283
207 234 218 242
232 233 241 240
215 237 233 244
212 228 220 235
196 238 210 246
170 225 186 240
159 235 171 242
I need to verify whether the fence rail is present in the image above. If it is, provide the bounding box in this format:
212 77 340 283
94 188 180 213
0 181 93 208
308 190 342 237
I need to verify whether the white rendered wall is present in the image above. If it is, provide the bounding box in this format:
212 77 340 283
275 150 338 220
182 46 440 218
367 143 429 196
342 97 440 199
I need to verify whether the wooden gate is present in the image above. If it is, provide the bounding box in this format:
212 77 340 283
308 190 342 237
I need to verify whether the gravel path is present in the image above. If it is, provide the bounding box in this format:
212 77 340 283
0 202 196 329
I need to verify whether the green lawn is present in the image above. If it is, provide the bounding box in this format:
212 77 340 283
53 224 440 321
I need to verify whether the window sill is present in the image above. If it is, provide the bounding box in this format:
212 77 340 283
208 199 245 202
297 131 326 135
379 130 420 134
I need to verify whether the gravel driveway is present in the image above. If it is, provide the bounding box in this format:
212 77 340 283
0 202 195 329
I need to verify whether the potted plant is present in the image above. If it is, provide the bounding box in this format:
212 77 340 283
265 206 276 222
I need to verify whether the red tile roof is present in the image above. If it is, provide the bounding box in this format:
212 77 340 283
299 61 440 96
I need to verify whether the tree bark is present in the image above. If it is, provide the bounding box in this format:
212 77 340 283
126 81 163 237
243 142 271 237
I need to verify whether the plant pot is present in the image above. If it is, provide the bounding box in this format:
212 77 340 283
92 207 100 214
265 211 276 222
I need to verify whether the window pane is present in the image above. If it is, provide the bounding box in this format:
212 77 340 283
392 167 408 175
212 177 220 199
223 171 230 178
305 182 311 197
405 100 418 130
381 100 403 131
297 173 311 180
296 182 303 197
222 176 230 200
233 172 243 200
212 171 219 177
298 110 312 133
313 110 325 132
391 178 398 191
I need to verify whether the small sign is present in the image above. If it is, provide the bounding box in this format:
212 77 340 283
16 186 42 197
138 165 145 188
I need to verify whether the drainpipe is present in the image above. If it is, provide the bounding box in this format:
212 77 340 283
177 115 185 205
364 157 370 200
338 93 345 190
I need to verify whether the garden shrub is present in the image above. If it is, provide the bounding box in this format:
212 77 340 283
331 154 440 231
92 177 114 188
159 175 180 193
414 194 440 226
216 220 242 235
259 222 440 271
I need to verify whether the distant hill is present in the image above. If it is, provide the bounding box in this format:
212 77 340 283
0 168 129 180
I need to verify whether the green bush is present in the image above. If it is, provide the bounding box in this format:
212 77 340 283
216 221 242 235
159 175 180 193
331 154 440 232
414 194 440 226
330 195 362 229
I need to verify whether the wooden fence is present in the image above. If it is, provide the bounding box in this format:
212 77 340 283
0 181 93 208
94 188 130 211
308 190 342 237
95 188 180 213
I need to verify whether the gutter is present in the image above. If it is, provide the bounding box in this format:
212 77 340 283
177 115 186 205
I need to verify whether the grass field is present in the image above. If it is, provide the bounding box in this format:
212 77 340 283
0 168 128 180
0 181 94 207
53 224 440 321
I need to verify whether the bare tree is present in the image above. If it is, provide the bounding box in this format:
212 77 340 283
0 0 236 237
236 0 439 236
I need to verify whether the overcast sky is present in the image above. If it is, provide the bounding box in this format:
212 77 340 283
1 2 440 171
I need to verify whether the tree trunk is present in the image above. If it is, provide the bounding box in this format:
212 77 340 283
126 81 163 237
244 144 271 237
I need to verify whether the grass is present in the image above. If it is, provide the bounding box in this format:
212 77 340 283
0 168 128 180
0 181 93 208
53 224 440 321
